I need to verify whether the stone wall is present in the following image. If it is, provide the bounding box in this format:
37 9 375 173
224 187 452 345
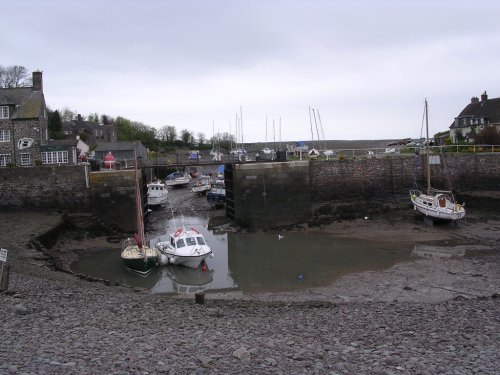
0 165 90 209
230 154 500 228
89 170 141 233
227 161 311 229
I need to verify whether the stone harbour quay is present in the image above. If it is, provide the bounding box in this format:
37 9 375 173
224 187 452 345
0 210 499 374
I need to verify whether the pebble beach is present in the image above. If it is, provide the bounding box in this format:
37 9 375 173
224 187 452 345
0 210 499 374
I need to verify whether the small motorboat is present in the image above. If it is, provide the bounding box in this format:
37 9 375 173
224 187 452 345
165 171 191 187
156 226 214 268
147 180 168 207
191 175 212 196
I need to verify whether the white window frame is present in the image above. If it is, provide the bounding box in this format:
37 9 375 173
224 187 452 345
20 153 31 166
0 106 9 119
0 153 12 166
0 129 11 142
41 151 69 164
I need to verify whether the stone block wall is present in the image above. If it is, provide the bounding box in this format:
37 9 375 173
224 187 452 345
0 165 90 209
228 161 311 228
89 170 139 233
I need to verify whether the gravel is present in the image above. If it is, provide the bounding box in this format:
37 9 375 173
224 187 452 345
0 210 499 374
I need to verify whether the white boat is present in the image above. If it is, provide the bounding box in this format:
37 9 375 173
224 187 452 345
409 99 465 221
121 143 159 275
156 225 214 268
206 178 225 207
165 171 191 187
147 180 168 207
191 175 212 196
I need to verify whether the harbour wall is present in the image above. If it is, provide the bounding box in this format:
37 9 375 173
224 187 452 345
1 153 498 230
0 165 91 209
227 153 500 228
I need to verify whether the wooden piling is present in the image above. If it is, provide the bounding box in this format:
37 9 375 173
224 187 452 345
0 264 10 292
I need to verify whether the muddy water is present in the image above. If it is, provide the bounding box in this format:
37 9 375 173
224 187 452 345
70 207 426 294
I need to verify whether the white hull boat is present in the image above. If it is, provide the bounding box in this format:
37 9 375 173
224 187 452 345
156 226 213 268
410 189 465 221
409 99 465 221
165 172 191 187
191 176 212 195
147 180 168 206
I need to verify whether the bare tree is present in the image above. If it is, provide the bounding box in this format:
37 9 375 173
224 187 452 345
166 126 177 142
60 107 78 122
197 132 206 145
0 65 32 88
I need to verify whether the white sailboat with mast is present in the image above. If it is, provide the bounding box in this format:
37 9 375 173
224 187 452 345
409 99 465 221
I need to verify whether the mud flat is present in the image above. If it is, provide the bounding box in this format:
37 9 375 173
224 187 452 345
0 209 499 374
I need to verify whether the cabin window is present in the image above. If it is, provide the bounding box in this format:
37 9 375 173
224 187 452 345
196 237 206 245
0 153 12 166
0 129 10 142
0 106 9 119
186 237 196 246
20 153 31 166
176 239 185 248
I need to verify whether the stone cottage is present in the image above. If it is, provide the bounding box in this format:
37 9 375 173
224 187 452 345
0 71 49 166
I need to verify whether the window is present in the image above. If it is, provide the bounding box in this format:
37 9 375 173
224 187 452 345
41 151 68 164
20 153 31 166
0 153 12 166
196 237 206 245
0 106 9 119
186 237 196 246
0 129 10 142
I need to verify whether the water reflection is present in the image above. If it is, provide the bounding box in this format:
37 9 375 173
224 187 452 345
227 232 414 293
151 263 214 294
412 244 466 259
71 210 421 294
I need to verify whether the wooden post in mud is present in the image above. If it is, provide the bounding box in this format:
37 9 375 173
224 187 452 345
0 264 10 292
195 293 205 305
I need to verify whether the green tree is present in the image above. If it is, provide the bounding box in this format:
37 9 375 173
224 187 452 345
197 132 206 145
48 109 64 139
180 129 192 145
166 126 177 142
475 126 500 145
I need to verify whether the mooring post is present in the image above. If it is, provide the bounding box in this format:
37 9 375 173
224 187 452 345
0 264 10 292
195 293 205 305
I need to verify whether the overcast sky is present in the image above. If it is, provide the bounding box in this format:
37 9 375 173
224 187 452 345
3 0 499 143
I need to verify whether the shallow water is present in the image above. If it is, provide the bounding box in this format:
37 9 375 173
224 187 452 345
70 207 426 294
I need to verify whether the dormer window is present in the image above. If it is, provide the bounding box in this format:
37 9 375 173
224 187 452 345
0 106 9 119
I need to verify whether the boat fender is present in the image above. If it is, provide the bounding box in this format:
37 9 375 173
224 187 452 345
158 254 169 266
174 229 183 237
191 227 199 234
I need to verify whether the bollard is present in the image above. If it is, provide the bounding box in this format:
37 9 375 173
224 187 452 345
195 293 205 305
0 264 10 292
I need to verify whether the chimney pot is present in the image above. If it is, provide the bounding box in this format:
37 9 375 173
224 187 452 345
481 91 488 101
471 97 479 104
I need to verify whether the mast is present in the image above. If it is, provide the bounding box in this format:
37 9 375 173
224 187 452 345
425 99 431 194
134 141 145 249
309 106 315 149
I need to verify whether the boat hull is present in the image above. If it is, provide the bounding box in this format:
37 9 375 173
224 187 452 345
161 252 211 268
121 243 158 275
147 194 169 206
410 191 465 221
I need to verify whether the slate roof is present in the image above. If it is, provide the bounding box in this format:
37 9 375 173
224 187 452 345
450 96 500 129
0 87 44 119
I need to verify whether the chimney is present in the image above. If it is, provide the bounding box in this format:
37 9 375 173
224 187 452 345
481 91 488 102
32 71 43 92
471 97 479 104
77 114 82 122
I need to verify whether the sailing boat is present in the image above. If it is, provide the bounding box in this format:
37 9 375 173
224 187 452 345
121 143 159 275
409 99 465 221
